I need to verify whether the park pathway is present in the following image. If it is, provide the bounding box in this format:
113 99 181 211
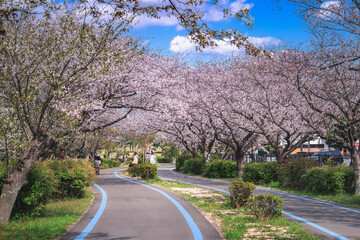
158 165 360 240
60 167 221 240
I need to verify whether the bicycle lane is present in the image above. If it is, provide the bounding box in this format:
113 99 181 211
158 165 360 240
60 167 221 240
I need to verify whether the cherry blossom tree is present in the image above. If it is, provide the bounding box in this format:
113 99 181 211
0 2 171 222
286 46 360 194
229 52 315 163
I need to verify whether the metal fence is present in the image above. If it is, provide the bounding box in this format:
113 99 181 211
245 153 277 163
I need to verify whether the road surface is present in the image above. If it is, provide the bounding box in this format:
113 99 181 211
157 165 360 240
60 167 221 240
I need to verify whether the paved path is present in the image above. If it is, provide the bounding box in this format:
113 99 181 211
61 167 221 240
158 165 360 240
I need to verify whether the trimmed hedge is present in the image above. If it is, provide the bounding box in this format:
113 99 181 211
247 194 283 220
203 160 237 178
277 158 318 190
176 154 193 170
304 166 355 194
157 156 173 163
101 158 121 169
243 162 277 184
182 157 204 175
229 181 255 208
128 163 158 179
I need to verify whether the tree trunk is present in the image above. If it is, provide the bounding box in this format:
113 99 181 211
203 151 211 162
351 150 360 195
276 150 287 164
203 139 215 163
0 133 50 224
235 148 245 179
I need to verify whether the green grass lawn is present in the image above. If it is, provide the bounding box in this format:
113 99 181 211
0 188 93 240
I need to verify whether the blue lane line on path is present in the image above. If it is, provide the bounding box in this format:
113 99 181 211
161 175 349 240
169 168 360 214
114 171 203 240
75 182 108 240
282 211 348 240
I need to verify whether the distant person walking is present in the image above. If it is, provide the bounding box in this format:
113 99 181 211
150 151 157 165
133 152 139 165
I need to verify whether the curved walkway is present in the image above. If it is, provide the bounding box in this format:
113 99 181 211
60 167 221 240
158 165 360 240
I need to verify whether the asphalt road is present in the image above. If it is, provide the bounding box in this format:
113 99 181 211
60 167 221 240
157 165 360 240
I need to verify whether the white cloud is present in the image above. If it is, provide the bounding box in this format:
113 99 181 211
169 35 282 54
204 8 225 22
203 0 254 22
230 0 254 12
317 1 342 19
170 36 196 53
133 15 178 28
131 0 254 28
247 36 282 47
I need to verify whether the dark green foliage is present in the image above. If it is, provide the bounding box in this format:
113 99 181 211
176 154 193 170
157 156 172 163
182 157 204 175
243 162 277 184
247 194 283 220
47 158 94 199
0 158 95 220
229 181 255 208
11 163 55 219
101 158 121 169
202 160 237 178
162 146 180 162
277 158 318 190
0 168 6 193
128 163 158 179
304 166 355 194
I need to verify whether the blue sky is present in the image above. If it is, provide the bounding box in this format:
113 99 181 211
129 0 312 57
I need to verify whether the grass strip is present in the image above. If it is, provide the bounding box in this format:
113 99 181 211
0 188 93 240
262 181 360 209
146 178 320 240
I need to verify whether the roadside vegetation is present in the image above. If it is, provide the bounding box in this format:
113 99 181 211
0 188 93 240
175 155 360 209
0 158 95 239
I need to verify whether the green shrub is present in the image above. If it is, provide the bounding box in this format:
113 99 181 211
243 162 278 184
304 166 355 194
128 163 158 179
182 157 204 175
11 162 55 219
101 162 109 169
0 158 94 219
0 167 6 193
229 181 255 208
202 160 237 178
247 194 283 221
157 156 173 163
176 154 193 170
277 158 318 190
48 158 94 199
101 158 121 169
